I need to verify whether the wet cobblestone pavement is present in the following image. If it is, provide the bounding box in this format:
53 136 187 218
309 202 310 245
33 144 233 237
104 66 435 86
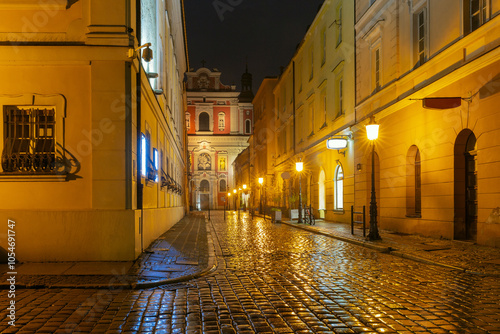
1 211 500 333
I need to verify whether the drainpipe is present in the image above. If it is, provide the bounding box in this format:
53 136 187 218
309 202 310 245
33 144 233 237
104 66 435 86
136 0 144 253
292 61 296 155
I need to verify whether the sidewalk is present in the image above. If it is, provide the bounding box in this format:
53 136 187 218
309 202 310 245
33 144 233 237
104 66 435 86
0 212 216 289
278 217 500 276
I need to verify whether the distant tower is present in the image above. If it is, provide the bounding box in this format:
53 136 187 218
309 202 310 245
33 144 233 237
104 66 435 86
239 64 254 103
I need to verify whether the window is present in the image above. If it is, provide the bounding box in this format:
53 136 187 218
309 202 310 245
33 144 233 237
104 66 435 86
336 7 342 45
297 60 303 92
308 102 314 136
406 146 421 217
199 179 210 192
374 48 381 89
220 179 226 192
338 78 343 117
185 112 190 130
2 107 56 173
320 89 327 127
335 164 344 210
245 119 251 134
309 47 314 81
413 8 427 67
218 112 225 131
153 148 159 182
471 0 488 32
141 134 147 177
199 112 210 131
321 28 327 65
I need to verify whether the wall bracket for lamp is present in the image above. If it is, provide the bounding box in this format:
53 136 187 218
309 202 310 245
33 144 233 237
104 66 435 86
128 43 153 62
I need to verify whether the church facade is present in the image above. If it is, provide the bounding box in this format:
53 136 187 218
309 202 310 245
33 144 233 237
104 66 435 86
186 66 253 210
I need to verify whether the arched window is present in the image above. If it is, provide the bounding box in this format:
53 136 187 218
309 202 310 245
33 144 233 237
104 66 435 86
318 170 326 210
245 119 251 134
406 146 421 217
199 179 210 192
219 179 227 192
218 112 225 131
199 112 210 131
335 164 344 210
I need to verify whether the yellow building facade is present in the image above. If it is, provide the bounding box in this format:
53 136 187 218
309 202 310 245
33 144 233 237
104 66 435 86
0 0 188 261
249 0 356 223
248 0 500 247
355 0 500 247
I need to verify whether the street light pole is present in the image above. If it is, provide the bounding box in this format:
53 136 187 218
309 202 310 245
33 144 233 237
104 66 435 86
296 161 303 224
366 117 381 240
258 177 263 218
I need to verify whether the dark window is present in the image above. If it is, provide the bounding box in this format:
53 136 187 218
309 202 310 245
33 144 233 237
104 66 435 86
220 179 226 192
200 179 210 192
2 107 55 173
245 119 251 134
199 112 210 131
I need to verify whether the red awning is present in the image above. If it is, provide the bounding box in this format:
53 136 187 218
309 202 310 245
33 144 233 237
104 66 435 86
422 97 462 109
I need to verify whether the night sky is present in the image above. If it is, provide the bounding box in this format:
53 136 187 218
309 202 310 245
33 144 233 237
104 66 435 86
184 1 325 93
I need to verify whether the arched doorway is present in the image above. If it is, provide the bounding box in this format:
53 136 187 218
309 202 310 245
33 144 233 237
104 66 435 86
454 129 477 241
318 170 326 218
199 179 210 210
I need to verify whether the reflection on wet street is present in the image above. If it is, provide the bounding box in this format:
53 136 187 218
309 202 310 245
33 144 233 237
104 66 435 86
2 211 499 333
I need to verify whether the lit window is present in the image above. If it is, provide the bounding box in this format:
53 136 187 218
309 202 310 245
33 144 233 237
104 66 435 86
218 112 225 131
141 134 146 177
154 148 159 182
2 107 56 173
335 165 344 210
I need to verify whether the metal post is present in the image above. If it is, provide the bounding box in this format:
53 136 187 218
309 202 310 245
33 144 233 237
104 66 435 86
298 172 303 224
224 199 226 221
367 143 381 240
260 184 263 215
351 205 354 235
362 205 366 237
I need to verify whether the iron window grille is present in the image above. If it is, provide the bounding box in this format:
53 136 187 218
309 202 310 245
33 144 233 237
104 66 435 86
2 107 56 173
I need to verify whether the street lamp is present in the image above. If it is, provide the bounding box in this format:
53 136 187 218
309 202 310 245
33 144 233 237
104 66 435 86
366 117 381 240
227 192 231 210
296 161 303 224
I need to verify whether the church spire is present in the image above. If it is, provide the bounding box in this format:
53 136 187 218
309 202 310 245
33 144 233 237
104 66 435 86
239 63 253 103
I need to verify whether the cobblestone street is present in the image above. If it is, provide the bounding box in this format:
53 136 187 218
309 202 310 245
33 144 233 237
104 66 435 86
2 211 500 333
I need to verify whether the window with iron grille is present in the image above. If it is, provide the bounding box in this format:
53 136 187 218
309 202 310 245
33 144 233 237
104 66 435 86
2 106 56 173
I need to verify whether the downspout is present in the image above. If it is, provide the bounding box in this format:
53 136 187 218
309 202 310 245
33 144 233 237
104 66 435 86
136 0 144 252
292 61 296 155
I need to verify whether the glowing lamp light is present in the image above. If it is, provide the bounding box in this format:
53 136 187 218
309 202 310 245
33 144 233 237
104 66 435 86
243 184 247 189
326 138 348 150
227 192 231 197
258 177 264 184
233 189 237 194
295 162 303 172
366 119 379 140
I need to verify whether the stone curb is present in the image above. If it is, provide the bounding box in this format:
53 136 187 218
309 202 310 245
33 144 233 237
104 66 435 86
0 218 219 290
279 220 500 277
